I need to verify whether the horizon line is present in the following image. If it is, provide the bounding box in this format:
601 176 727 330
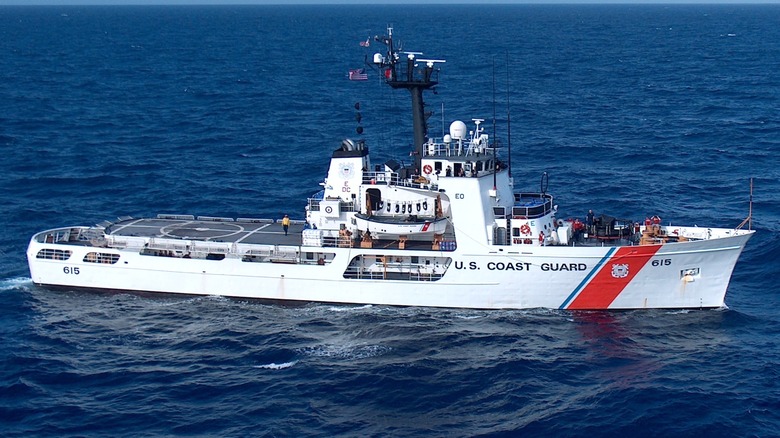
2 1 780 6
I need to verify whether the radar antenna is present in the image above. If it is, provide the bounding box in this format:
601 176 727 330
372 27 445 171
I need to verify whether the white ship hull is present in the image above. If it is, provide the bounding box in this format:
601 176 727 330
27 224 752 310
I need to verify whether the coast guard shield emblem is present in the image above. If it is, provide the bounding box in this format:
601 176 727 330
339 163 354 179
611 263 629 279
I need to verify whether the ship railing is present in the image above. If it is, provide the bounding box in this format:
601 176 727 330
34 227 95 245
307 198 356 213
138 238 232 257
190 242 230 255
106 235 149 250
385 260 446 278
143 238 192 253
268 251 299 263
342 267 384 280
362 171 399 185
342 264 445 281
319 232 354 248
391 59 441 85
493 193 554 219
157 214 195 220
78 227 105 241
496 205 550 220
395 178 438 191
656 226 711 241
34 228 77 244
360 171 440 191
238 245 275 257
410 271 445 281
337 235 354 248
248 245 300 263
422 138 497 159
239 244 301 263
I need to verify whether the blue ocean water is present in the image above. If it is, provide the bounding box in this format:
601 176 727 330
1 4 779 436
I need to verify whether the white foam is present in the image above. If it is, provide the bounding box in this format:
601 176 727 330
665 309 693 315
253 361 298 370
299 343 390 360
326 304 373 312
0 277 33 292
453 312 483 320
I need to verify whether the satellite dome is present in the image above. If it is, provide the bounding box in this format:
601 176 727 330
449 121 467 140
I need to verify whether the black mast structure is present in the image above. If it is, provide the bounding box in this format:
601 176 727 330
373 27 444 174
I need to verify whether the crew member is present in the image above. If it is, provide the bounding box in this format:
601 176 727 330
282 214 290 236
586 209 595 236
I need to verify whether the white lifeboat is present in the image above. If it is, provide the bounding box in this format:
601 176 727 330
353 213 447 238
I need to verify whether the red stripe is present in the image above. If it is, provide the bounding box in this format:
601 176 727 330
568 245 662 310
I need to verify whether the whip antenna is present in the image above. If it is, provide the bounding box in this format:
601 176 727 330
505 50 512 178
492 56 497 190
736 177 754 230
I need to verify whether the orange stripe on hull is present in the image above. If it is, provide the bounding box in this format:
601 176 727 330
567 245 662 310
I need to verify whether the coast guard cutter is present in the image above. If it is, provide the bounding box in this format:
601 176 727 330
26 28 754 310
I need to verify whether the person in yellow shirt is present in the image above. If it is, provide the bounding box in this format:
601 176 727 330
282 214 290 236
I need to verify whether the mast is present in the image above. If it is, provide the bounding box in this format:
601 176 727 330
373 27 444 172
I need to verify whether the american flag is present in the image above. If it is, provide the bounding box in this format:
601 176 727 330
349 68 368 81
359 38 370 47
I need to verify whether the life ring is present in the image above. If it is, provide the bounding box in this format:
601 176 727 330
423 164 433 175
520 224 531 235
